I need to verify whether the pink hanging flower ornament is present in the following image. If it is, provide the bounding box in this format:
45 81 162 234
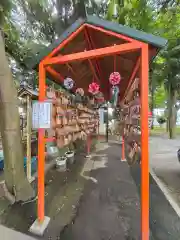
109 72 121 85
88 82 100 95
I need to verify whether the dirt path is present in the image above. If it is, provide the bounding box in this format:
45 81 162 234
60 143 141 240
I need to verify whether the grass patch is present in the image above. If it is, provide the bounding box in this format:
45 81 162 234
150 126 180 136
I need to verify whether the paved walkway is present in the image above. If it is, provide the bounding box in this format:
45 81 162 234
0 224 37 240
148 137 180 239
60 143 141 240
2 138 180 239
149 137 180 209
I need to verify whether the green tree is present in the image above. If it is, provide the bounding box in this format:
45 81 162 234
155 5 180 138
0 0 107 201
3 0 104 87
0 0 35 201
107 0 180 138
107 0 154 31
154 85 166 108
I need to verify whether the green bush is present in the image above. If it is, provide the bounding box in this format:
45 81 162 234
157 116 166 125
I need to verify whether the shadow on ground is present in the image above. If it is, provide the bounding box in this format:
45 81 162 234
1 142 180 240
130 164 180 240
0 143 93 239
60 144 141 240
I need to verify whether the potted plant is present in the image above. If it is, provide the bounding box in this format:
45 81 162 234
55 156 67 172
65 150 75 164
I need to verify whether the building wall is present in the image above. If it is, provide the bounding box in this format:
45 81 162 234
99 108 106 134
153 108 180 126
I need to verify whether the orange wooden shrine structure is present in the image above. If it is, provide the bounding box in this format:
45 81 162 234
30 16 167 240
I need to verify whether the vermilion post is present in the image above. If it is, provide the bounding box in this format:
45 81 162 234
98 122 100 140
140 44 149 240
121 135 125 161
87 135 91 156
38 62 46 223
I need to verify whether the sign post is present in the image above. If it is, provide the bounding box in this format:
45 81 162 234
29 100 52 235
32 101 52 130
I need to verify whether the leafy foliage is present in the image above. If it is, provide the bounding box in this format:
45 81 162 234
1 0 180 137
107 0 180 137
154 85 166 108
1 0 106 86
0 0 11 24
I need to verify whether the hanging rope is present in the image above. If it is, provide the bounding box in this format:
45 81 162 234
109 54 120 106
114 54 117 72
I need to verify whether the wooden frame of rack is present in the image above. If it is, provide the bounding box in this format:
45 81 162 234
39 39 149 239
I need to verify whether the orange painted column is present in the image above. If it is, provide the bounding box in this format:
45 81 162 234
38 62 46 223
97 121 100 141
121 134 125 161
140 44 149 240
87 135 91 156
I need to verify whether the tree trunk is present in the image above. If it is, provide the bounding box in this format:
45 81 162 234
164 106 169 132
168 87 176 139
0 31 35 201
166 118 169 132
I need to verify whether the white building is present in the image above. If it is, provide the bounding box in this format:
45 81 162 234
153 108 180 126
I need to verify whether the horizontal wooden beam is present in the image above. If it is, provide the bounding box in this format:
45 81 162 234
44 43 141 65
46 66 64 82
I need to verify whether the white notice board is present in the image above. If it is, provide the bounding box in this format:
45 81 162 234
32 101 52 129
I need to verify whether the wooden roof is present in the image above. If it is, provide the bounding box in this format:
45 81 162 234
25 15 167 100
18 87 38 100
